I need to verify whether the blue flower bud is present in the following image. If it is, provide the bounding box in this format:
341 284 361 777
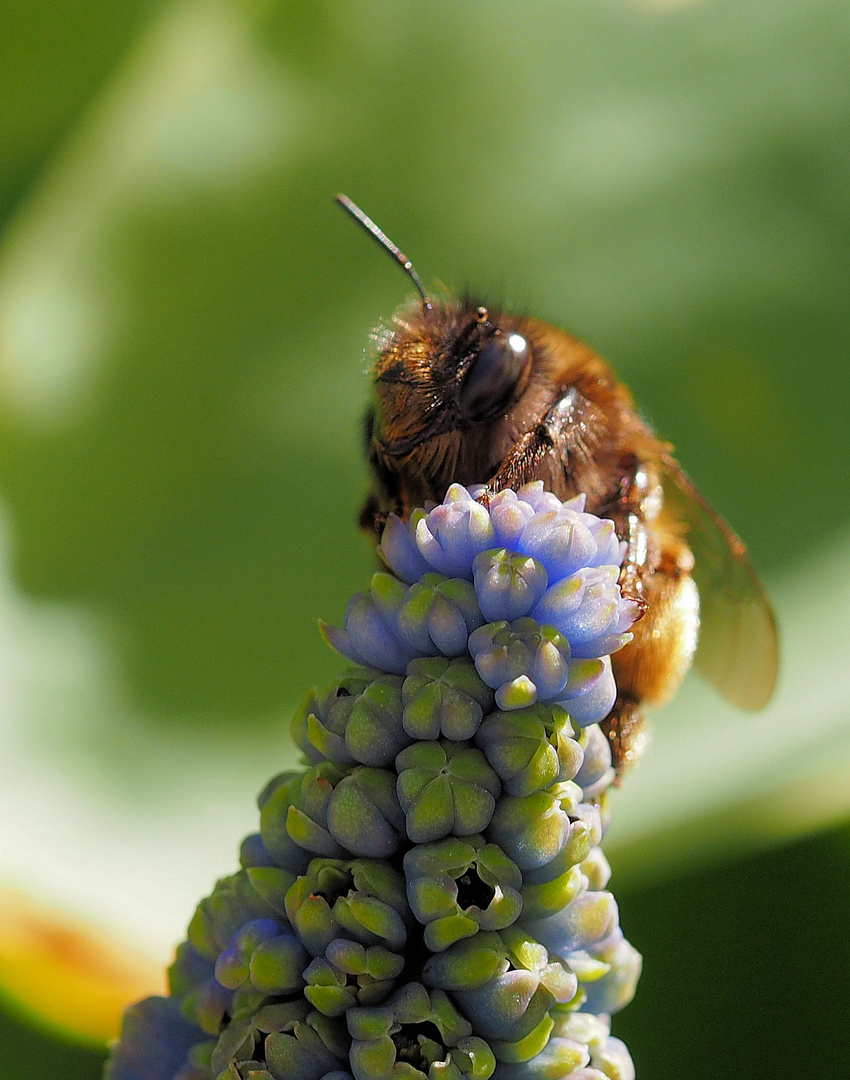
240 832 278 871
215 918 284 989
468 620 572 710
187 873 279 962
573 725 615 802
321 590 412 676
555 657 617 729
472 550 548 623
210 1001 349 1080
411 486 497 579
575 930 642 1016
379 513 433 584
530 567 639 660
106 996 207 1080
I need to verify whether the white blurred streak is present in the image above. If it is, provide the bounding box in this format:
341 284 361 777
0 499 298 965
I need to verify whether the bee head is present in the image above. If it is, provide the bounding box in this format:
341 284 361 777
370 299 532 457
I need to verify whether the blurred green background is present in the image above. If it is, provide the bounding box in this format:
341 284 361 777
1 0 849 1076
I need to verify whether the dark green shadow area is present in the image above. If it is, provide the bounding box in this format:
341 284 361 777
0 1000 107 1080
614 819 850 1077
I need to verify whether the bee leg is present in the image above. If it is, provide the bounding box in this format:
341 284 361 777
477 422 555 501
602 695 649 780
477 388 601 502
359 493 388 542
609 537 700 777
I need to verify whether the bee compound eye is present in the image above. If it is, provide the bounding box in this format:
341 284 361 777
458 332 529 422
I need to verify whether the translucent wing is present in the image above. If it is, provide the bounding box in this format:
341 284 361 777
661 458 779 711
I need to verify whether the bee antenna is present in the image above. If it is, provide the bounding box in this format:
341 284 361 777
335 194 432 310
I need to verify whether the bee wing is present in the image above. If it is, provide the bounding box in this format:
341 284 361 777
661 458 779 711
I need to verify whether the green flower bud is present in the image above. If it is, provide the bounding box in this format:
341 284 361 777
395 575 484 658
402 658 494 742
424 929 576 1049
282 763 352 859
396 742 501 844
342 674 409 767
291 672 379 766
175 1037 216 1079
520 864 586 924
169 940 215 1002
259 769 342 869
213 1063 274 1080
347 983 495 1080
251 932 310 996
304 940 405 1016
294 670 412 770
215 919 296 991
547 1012 634 1080
486 783 583 873
474 705 583 797
211 1001 349 1080
285 858 408 959
403 836 522 951
187 873 278 961
516 817 598 922
525 891 619 962
326 768 406 857
492 1010 634 1080
245 868 298 920
580 848 611 893
183 978 234 1037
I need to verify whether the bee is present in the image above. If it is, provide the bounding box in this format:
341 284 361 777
337 195 779 774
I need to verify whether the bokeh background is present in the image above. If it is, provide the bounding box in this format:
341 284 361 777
1 1 849 1077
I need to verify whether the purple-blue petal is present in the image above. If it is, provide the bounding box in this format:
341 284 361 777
518 511 598 580
559 658 617 726
379 514 432 583
106 996 204 1080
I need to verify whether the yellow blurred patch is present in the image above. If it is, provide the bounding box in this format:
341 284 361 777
0 885 164 1045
